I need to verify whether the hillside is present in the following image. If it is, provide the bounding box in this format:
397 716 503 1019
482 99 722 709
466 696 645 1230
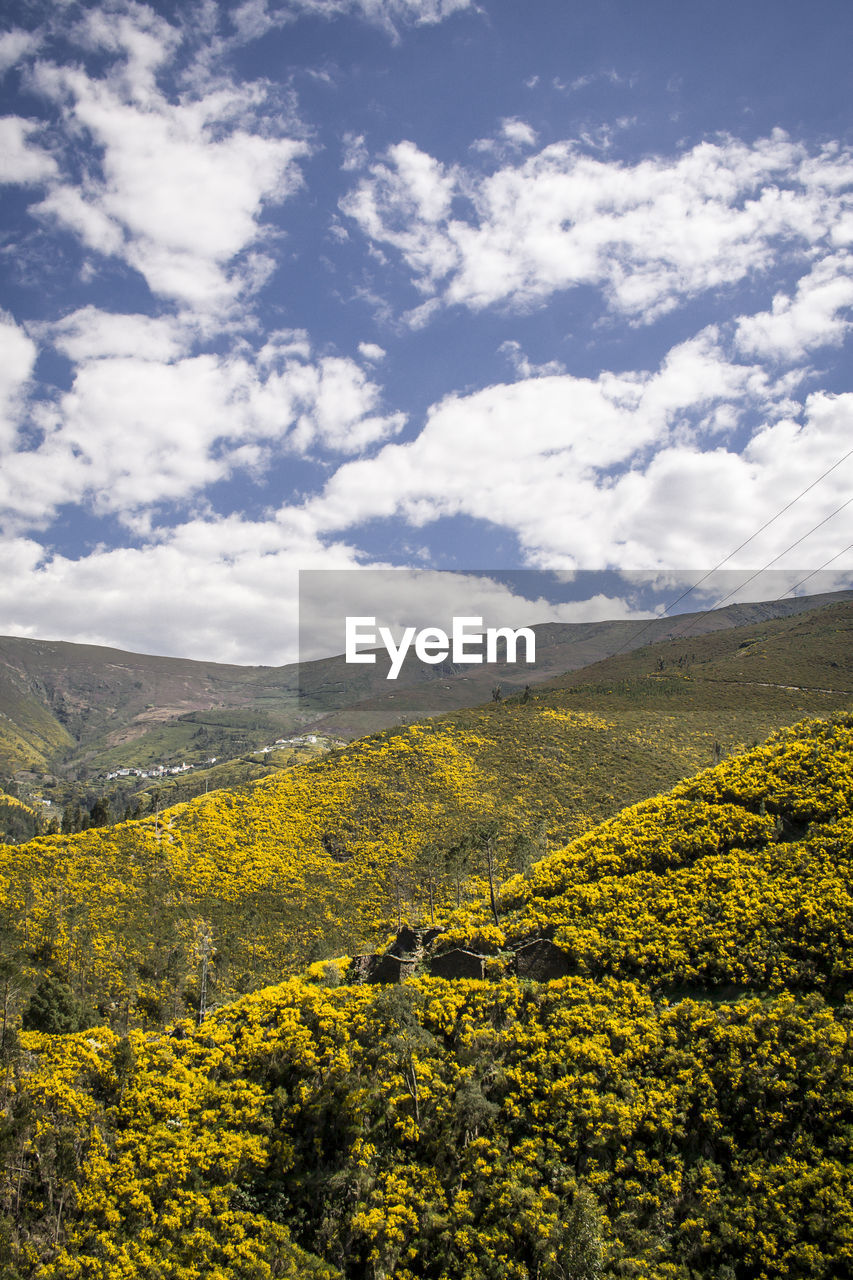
0 635 304 782
292 588 853 741
1 589 849 795
0 600 850 1032
2 713 852 1279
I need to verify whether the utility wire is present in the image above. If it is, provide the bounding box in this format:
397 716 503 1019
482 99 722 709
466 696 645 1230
597 441 853 659
670 493 853 636
782 541 853 598
657 442 853 617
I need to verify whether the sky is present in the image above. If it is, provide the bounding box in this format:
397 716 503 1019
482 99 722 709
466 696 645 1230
1 0 852 665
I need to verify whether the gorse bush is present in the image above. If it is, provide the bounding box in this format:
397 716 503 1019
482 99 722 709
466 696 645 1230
2 668 848 1033
0 712 852 1277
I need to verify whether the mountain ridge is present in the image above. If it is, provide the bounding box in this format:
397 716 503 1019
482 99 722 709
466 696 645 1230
2 587 849 786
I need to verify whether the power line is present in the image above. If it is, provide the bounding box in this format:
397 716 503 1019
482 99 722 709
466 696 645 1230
674 493 853 628
595 441 853 659
658 441 853 617
783 542 853 598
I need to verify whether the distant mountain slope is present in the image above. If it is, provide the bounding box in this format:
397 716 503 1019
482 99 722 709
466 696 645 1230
2 588 849 784
0 635 303 778
294 588 853 739
4 712 853 1280
556 592 853 695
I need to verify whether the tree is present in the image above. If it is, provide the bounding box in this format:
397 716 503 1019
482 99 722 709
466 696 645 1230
89 795 111 827
0 957 22 1066
458 819 503 928
372 985 436 1128
21 974 87 1035
508 819 548 878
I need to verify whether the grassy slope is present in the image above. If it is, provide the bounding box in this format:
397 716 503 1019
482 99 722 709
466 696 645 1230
0 635 305 779
3 713 853 1279
0 602 850 1029
0 663 74 774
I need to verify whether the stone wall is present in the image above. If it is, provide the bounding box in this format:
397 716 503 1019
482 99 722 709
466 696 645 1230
429 948 487 980
514 938 573 981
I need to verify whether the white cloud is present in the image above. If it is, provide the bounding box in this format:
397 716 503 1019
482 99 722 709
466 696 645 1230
33 183 125 255
278 355 406 452
299 567 647 661
358 341 386 361
0 328 405 529
72 3 179 104
0 518 366 664
46 306 192 362
499 340 564 378
2 318 850 662
0 313 37 450
402 297 442 329
342 132 368 171
0 530 649 666
340 139 460 288
500 117 537 148
735 253 853 360
29 19 309 313
341 130 853 322
472 118 538 158
0 117 58 185
233 0 474 41
299 327 852 572
0 29 40 76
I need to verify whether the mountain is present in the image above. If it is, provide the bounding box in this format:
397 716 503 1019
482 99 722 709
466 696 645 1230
303 588 853 739
1 589 850 792
2 711 852 1279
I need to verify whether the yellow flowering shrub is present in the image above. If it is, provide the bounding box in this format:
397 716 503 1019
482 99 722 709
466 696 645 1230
0 712 852 1276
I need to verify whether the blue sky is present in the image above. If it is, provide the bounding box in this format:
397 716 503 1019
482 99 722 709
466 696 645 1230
1 0 852 663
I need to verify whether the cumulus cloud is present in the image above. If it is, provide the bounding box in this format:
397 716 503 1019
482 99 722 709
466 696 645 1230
0 117 58 185
0 314 37 450
500 118 537 148
299 567 645 661
0 516 368 664
735 252 853 360
358 341 386 361
0 322 405 530
46 306 192 362
341 130 853 321
2 315 849 661
301 327 851 570
0 531 646 666
28 16 308 313
2 7 850 667
0 29 40 76
472 117 538 157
